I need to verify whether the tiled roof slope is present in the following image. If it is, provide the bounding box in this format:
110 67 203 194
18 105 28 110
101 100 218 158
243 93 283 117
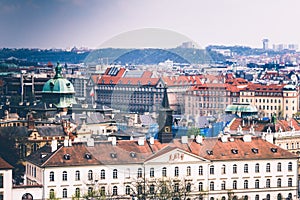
26 136 296 167
0 157 13 169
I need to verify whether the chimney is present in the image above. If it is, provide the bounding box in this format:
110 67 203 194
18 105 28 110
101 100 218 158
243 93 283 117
195 135 203 144
87 138 95 147
243 134 252 142
265 134 274 144
181 136 188 144
51 139 57 152
138 137 145 146
112 137 117 146
68 139 72 147
221 135 229 143
149 137 154 145
64 139 69 147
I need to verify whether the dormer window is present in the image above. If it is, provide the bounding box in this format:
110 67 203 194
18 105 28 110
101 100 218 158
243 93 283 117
206 150 213 155
271 148 278 153
111 153 117 158
85 153 92 159
63 154 71 160
231 149 238 154
130 152 136 158
252 148 259 154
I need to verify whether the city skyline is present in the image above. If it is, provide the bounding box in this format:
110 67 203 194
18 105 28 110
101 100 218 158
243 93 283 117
1 0 300 49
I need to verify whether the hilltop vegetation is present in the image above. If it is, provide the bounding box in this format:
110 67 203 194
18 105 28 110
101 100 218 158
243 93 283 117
0 47 226 65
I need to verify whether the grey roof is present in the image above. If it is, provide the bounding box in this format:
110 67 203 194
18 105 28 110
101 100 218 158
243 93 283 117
0 126 29 137
73 113 106 125
140 115 154 126
36 126 65 137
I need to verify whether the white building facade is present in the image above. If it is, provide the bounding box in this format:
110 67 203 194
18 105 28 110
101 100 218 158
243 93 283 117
24 135 298 200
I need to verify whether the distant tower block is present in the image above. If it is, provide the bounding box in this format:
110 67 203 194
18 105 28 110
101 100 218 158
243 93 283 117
262 39 269 50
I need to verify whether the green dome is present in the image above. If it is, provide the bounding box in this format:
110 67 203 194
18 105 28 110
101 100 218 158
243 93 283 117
42 78 75 94
42 63 75 94
42 63 76 108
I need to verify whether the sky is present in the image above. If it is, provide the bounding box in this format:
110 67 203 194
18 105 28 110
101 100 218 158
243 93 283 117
1 0 300 49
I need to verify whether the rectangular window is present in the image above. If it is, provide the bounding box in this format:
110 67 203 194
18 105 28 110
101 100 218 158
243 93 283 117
0 174 3 188
0 192 3 200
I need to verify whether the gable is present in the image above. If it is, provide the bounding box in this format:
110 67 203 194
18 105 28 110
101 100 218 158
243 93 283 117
145 148 208 164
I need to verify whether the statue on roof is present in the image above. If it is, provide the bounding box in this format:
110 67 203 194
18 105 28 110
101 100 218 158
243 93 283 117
54 62 62 78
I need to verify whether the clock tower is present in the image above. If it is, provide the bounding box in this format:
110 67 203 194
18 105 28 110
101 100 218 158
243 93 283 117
158 88 173 143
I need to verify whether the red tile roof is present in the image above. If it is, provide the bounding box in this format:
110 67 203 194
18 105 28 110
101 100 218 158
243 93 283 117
0 157 13 169
27 136 296 167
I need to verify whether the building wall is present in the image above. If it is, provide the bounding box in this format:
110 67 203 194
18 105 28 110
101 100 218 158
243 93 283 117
0 169 12 200
24 148 298 200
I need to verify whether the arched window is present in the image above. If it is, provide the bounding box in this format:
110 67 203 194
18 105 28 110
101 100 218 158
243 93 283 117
22 193 33 200
221 165 226 174
88 170 93 180
210 165 214 175
277 193 282 200
244 180 248 189
75 170 80 181
288 162 293 171
150 184 155 194
244 164 248 173
255 195 259 200
174 166 179 177
101 169 105 179
49 171 54 182
255 179 259 188
233 164 237 174
150 168 154 177
137 185 143 195
186 182 191 192
266 194 270 200
75 188 80 198
266 179 270 188
277 178 281 187
125 185 131 195
113 186 118 196
100 186 105 196
62 171 67 181
199 182 203 191
113 169 118 179
49 189 55 199
288 178 292 187
277 162 282 172
221 181 226 190
233 180 237 189
266 163 271 172
210 181 214 191
162 167 167 177
255 163 259 173
199 165 203 175
137 168 142 178
62 188 67 198
88 187 93 196
187 166 191 176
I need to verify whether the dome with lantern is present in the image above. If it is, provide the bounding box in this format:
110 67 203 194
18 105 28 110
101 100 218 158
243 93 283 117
42 63 76 109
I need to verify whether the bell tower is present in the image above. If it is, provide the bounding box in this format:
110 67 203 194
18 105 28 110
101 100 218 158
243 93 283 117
158 88 173 143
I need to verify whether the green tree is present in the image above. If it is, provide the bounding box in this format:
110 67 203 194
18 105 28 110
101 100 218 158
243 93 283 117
187 127 200 137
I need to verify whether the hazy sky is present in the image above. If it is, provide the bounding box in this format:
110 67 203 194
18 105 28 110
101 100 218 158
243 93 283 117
1 0 300 49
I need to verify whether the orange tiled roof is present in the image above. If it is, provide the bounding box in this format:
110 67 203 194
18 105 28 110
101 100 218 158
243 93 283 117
27 137 296 167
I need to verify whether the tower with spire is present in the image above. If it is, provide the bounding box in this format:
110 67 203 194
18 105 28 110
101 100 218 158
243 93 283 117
158 88 173 143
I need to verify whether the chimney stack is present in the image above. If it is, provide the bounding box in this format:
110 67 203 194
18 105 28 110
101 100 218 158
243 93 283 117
51 139 57 152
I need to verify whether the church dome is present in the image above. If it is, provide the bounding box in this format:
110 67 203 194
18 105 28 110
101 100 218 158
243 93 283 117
42 63 76 108
42 64 75 94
